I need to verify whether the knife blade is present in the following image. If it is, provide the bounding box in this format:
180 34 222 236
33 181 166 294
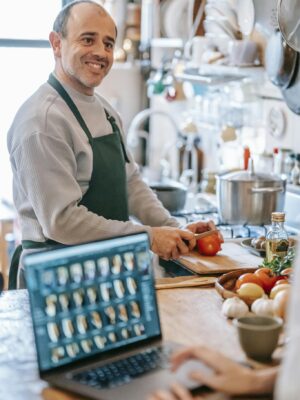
193 229 218 240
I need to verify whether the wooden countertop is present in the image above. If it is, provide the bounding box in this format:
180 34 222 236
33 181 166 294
0 284 276 400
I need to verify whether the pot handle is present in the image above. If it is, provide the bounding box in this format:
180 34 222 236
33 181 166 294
251 187 284 193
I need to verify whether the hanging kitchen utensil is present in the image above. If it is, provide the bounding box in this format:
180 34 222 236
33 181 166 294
278 0 300 52
277 1 300 114
281 56 300 114
265 30 298 88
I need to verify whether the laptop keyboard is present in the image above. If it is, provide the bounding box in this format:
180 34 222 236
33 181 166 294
71 346 170 389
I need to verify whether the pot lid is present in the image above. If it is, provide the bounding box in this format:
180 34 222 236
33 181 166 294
217 169 285 183
218 158 286 183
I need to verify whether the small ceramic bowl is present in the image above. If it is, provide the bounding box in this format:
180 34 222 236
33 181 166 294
234 315 283 362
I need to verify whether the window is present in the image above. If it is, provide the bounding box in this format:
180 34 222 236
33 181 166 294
0 1 61 40
0 1 62 202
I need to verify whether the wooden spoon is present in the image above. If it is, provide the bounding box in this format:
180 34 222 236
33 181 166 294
155 276 216 290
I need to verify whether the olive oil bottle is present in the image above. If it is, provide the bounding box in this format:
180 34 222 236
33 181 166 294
266 212 289 262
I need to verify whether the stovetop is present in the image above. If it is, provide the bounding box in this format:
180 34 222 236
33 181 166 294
164 193 299 277
171 195 299 240
172 209 276 240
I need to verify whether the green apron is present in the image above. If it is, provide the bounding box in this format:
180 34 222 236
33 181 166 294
8 73 130 289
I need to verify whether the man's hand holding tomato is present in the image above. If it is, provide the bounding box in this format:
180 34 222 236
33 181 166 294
186 220 224 257
151 220 223 260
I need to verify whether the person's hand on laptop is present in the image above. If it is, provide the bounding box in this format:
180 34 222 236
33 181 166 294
148 345 277 399
148 381 193 400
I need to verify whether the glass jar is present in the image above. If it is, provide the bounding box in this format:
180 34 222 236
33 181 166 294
266 212 289 262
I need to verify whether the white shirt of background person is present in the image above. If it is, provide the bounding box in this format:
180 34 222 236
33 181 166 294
275 237 300 400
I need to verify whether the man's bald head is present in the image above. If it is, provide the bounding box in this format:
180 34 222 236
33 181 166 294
53 0 116 38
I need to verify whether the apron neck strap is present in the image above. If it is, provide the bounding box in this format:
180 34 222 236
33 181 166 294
104 110 130 163
48 73 93 144
47 74 130 163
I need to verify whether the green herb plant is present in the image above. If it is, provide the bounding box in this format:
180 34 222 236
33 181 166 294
260 247 295 275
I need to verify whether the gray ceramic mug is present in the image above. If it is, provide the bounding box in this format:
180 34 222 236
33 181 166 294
234 315 283 362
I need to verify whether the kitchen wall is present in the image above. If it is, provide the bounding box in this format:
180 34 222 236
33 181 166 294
95 61 146 133
144 70 300 179
260 82 300 155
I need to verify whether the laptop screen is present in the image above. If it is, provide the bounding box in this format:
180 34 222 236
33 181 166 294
25 232 161 373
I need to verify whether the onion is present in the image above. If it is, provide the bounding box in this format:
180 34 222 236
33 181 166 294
270 283 291 299
273 289 290 320
237 282 265 301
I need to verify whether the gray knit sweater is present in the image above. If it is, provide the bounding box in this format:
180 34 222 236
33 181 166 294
7 78 179 246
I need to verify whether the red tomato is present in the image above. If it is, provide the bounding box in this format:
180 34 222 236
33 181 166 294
235 273 264 291
197 233 222 256
254 268 278 294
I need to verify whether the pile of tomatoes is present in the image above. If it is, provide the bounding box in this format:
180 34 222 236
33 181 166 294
235 267 291 296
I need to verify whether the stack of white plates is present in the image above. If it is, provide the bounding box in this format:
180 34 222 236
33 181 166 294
160 0 193 40
204 0 240 54
236 0 255 36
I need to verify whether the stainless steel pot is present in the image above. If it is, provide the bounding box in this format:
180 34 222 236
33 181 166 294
149 180 187 212
216 166 286 225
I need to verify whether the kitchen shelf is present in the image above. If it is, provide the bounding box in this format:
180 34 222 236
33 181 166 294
176 68 245 86
175 64 266 86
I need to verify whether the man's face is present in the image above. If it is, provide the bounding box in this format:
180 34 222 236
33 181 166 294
54 3 116 95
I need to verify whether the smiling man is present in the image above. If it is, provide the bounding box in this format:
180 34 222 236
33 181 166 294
7 0 217 289
50 1 116 93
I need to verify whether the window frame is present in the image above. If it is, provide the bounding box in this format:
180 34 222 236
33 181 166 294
0 39 50 48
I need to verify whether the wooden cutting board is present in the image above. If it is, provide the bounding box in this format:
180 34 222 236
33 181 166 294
175 241 263 275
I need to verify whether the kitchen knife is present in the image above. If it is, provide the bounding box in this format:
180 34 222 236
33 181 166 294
182 229 219 246
193 229 219 240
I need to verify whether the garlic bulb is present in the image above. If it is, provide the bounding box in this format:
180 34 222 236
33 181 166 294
222 297 249 319
251 297 274 317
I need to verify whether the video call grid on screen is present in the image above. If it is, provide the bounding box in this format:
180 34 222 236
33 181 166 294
25 233 161 371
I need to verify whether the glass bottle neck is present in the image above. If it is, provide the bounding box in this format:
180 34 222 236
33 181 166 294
271 220 285 229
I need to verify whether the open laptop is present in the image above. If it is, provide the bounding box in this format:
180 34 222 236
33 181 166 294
25 232 209 400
